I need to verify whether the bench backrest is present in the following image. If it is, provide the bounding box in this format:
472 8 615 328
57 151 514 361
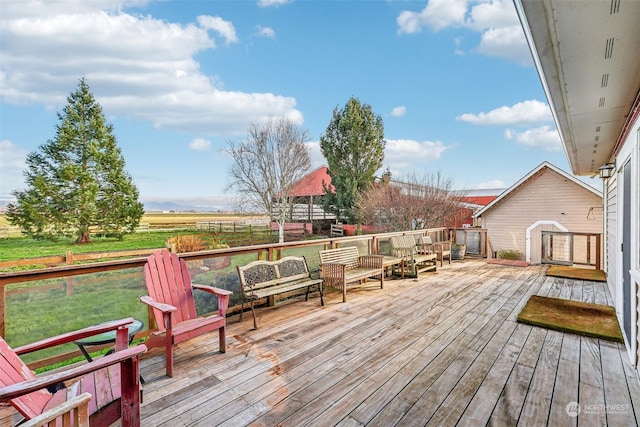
237 256 311 293
390 235 419 255
319 246 360 269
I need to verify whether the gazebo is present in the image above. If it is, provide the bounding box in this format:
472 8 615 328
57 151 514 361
288 166 336 223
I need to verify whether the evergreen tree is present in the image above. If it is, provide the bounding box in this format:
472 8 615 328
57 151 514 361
7 78 144 243
320 97 385 223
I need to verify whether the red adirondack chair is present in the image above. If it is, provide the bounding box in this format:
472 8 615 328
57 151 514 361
0 318 146 427
140 250 232 377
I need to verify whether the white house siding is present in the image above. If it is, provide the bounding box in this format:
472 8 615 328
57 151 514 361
606 175 618 298
479 167 603 264
606 119 640 366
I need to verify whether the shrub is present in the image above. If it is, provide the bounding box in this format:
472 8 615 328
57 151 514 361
498 249 523 260
166 235 208 253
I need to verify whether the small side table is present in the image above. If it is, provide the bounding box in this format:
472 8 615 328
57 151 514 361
73 319 143 362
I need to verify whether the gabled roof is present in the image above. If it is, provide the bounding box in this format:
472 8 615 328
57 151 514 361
289 166 333 197
459 195 499 206
474 161 602 218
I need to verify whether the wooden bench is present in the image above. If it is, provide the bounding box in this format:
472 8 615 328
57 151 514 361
421 235 451 266
319 246 384 302
390 235 437 277
237 256 324 329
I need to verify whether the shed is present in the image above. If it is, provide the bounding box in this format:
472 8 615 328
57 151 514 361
474 162 603 264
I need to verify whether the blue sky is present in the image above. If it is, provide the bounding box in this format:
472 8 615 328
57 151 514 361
0 0 601 210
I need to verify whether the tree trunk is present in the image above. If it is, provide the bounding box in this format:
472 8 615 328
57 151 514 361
278 223 284 244
76 230 92 244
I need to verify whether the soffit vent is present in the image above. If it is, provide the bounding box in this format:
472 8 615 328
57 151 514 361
605 38 615 59
610 0 620 14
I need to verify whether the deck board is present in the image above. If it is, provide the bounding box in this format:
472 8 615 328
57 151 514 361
131 261 640 426
3 260 637 427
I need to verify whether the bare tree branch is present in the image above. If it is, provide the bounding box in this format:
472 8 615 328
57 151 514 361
356 171 469 232
225 117 311 242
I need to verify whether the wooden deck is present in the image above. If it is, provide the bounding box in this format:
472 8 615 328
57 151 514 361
4 260 640 426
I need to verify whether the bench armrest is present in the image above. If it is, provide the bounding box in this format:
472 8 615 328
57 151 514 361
358 255 384 269
14 318 136 355
434 242 452 251
0 344 147 401
320 262 347 283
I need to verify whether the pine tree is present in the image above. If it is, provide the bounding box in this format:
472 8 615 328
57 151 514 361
7 78 144 243
320 97 385 223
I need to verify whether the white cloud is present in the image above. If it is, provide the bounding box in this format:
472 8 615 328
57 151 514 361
304 140 325 169
257 0 292 8
197 15 238 45
305 138 452 181
465 0 519 31
391 106 406 117
473 179 505 189
385 138 451 171
189 137 212 151
0 140 28 197
397 0 468 33
476 26 531 65
457 100 552 125
255 25 276 39
397 0 529 65
0 1 302 135
504 126 561 151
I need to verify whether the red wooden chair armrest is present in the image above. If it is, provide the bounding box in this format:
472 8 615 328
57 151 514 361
0 344 147 401
191 284 233 296
192 284 232 314
13 318 136 355
139 295 177 313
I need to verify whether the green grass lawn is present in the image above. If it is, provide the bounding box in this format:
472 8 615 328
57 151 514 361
0 231 195 262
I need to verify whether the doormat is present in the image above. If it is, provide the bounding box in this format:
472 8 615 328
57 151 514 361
487 259 530 267
517 295 623 342
546 265 606 282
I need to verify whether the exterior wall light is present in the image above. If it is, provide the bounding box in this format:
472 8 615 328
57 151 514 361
598 162 615 179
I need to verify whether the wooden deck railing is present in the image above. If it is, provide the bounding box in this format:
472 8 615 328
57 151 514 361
0 228 454 368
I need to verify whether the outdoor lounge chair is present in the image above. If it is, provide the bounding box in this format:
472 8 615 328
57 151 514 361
0 318 146 427
140 249 232 377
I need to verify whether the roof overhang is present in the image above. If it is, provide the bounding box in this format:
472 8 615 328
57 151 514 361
514 0 640 176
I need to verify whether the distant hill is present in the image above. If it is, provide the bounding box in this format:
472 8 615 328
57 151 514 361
143 201 224 212
0 199 227 213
